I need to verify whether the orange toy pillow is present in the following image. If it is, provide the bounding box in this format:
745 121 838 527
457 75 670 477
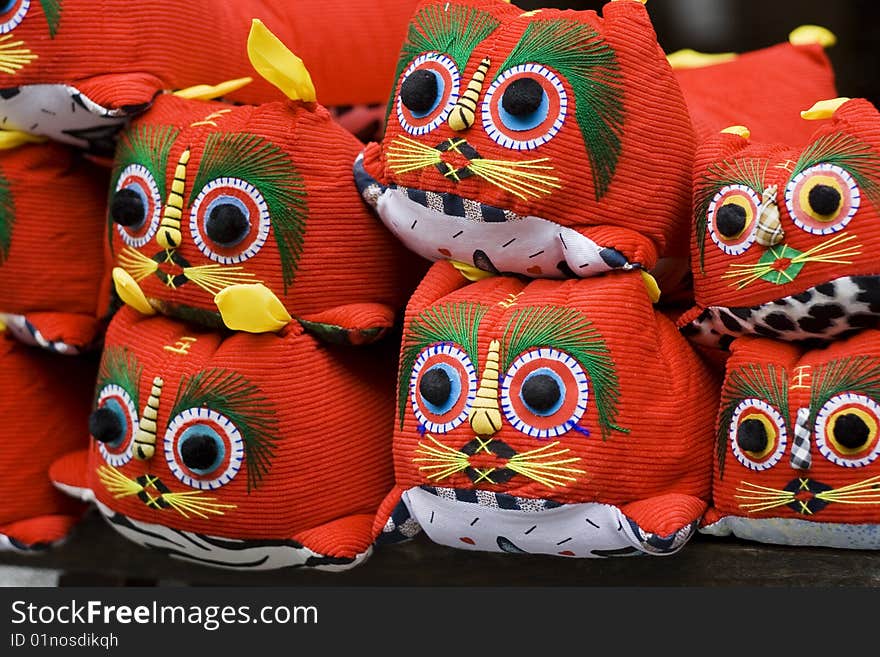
0 333 95 551
356 0 694 281
671 27 838 145
0 0 420 151
679 97 880 350
375 262 719 557
703 332 880 548
0 138 109 353
105 22 424 341
50 306 398 570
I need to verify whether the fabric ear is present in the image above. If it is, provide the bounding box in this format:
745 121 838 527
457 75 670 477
296 302 397 345
292 513 377 561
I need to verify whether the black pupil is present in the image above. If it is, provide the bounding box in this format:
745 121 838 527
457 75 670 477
716 203 747 238
833 413 871 449
501 77 544 117
420 368 452 407
89 408 124 444
522 374 561 414
111 188 146 227
180 433 219 471
206 203 249 246
737 418 769 454
400 70 438 114
808 184 842 216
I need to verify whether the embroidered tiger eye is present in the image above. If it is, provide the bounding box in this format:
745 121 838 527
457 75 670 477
205 204 250 247
808 184 841 215
179 433 221 471
420 368 452 406
502 77 544 117
401 70 439 114
89 408 124 444
111 189 146 227
521 374 561 413
737 418 768 453
716 204 747 238
833 413 870 449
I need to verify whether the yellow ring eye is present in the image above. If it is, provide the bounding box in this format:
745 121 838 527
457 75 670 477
729 398 788 471
708 184 760 255
798 174 845 222
785 163 860 235
815 393 880 467
738 413 778 459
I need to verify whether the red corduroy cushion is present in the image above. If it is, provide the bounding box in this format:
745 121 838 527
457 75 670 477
0 141 109 352
0 333 95 550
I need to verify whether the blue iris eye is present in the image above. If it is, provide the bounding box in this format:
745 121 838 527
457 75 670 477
403 69 444 119
519 368 564 417
419 363 462 415
177 425 225 475
204 196 250 247
100 398 128 448
499 77 549 132
1 1 18 14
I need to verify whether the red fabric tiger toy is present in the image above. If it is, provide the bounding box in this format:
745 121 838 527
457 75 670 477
375 262 719 558
671 25 838 145
0 0 420 151
679 97 880 350
0 135 109 353
0 331 96 551
50 306 398 570
355 0 694 286
703 331 880 548
106 21 423 341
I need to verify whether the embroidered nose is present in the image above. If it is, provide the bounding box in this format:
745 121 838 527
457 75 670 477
755 185 784 247
790 407 812 470
468 339 503 436
448 57 490 132
156 148 190 249
133 377 163 461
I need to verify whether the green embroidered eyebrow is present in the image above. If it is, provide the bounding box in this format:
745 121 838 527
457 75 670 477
716 364 788 478
693 158 767 271
189 133 307 293
398 301 488 428
109 125 180 248
169 368 279 493
38 0 62 38
96 346 142 407
496 19 624 199
501 305 626 441
792 132 880 206
387 3 500 119
809 356 880 429
0 171 13 265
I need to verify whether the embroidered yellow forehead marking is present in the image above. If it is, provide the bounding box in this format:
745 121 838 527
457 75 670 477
190 109 233 129
498 293 522 309
774 159 798 173
791 365 813 390
163 336 197 356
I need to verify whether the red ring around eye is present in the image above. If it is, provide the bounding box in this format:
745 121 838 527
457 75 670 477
396 53 460 136
189 177 271 264
785 164 859 235
482 64 567 150
114 164 162 248
708 184 760 255
163 407 244 490
0 0 29 32
501 348 588 439
815 393 880 467
95 384 137 467
729 398 787 471
410 343 476 434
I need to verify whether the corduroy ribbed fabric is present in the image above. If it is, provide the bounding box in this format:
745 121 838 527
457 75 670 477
376 261 719 541
0 0 421 109
0 141 110 351
679 98 880 348
0 333 95 550
51 306 397 562
359 0 695 275
675 41 838 145
104 93 426 340
703 332 880 548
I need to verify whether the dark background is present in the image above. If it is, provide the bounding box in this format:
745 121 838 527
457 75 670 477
517 0 879 106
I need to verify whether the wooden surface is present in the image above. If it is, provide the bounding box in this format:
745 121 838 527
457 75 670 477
1 510 878 586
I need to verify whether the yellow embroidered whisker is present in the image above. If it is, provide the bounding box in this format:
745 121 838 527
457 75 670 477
738 499 797 513
420 464 470 481
390 136 443 154
183 265 259 295
816 475 880 493
737 481 795 494
505 464 575 488
418 434 468 457
734 493 797 501
468 160 561 197
119 248 159 282
161 492 236 520
0 35 37 73
723 267 779 290
792 232 859 259
97 465 143 498
813 496 880 505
